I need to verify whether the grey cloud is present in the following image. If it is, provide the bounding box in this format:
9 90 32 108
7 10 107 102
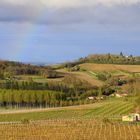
0 1 43 23
0 1 140 26
43 4 140 26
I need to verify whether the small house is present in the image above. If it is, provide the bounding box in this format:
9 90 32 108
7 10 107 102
115 93 128 98
115 93 123 98
96 96 105 100
110 94 115 97
122 113 140 122
88 97 95 100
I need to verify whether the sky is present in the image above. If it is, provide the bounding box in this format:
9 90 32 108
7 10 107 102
0 0 140 63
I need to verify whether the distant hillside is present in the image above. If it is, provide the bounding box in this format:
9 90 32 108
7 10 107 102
0 60 60 75
79 63 140 73
0 55 140 110
61 54 140 69
86 54 140 65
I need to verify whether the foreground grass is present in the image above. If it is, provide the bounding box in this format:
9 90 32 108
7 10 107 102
0 98 134 122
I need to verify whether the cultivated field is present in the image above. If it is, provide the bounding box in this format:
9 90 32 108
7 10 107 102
0 97 138 140
0 88 138 140
0 119 140 140
80 63 140 73
56 63 140 87
11 63 140 88
57 69 104 86
0 98 134 122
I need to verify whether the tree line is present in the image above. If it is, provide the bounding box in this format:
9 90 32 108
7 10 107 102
0 89 95 108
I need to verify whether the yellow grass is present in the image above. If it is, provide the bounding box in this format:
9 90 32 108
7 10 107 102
52 63 140 87
80 63 140 73
71 71 103 86
57 69 103 86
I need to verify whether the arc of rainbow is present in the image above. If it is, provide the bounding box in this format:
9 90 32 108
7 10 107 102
15 3 48 61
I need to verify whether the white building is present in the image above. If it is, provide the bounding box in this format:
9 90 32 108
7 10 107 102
122 113 140 122
88 97 95 100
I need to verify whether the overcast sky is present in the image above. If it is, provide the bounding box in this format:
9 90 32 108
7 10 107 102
0 0 140 63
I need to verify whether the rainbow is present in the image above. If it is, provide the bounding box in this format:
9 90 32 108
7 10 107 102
15 7 46 61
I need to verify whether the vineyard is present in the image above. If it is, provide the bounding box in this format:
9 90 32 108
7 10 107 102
0 89 138 140
0 119 140 140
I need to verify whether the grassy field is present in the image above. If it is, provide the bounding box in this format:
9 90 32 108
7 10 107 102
15 75 64 83
79 63 140 73
57 69 104 86
0 98 134 122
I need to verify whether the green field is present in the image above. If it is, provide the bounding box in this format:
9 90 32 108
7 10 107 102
0 98 134 122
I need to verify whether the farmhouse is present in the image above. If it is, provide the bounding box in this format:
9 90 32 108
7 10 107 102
115 93 128 98
122 113 140 122
88 96 95 100
88 96 105 100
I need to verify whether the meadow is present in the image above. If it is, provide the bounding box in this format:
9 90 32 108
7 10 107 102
0 98 134 122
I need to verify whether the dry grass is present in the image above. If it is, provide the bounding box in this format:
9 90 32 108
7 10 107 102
71 71 103 86
48 63 140 87
80 63 140 73
57 69 103 86
0 119 140 140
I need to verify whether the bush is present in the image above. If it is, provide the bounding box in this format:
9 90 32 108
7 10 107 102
97 72 111 81
102 87 115 96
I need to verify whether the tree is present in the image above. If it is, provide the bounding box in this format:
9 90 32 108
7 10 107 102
120 52 124 57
